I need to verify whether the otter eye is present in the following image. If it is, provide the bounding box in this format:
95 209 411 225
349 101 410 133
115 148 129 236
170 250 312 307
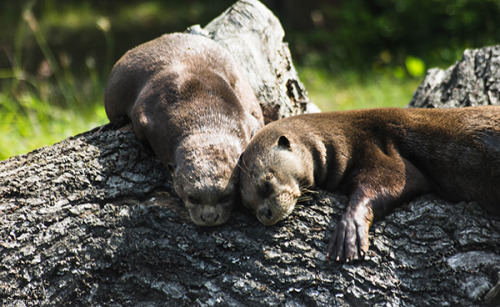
261 181 273 198
187 196 201 205
219 193 232 203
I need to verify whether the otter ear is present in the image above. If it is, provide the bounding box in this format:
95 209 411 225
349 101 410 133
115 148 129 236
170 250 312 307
277 135 291 150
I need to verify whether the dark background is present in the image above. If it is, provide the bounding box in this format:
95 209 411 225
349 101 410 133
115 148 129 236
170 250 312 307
1 0 499 79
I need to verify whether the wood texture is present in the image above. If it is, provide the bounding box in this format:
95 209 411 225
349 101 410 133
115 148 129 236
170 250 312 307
1 1 499 306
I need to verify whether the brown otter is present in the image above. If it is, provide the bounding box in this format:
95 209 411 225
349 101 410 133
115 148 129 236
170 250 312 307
105 33 264 226
239 106 500 262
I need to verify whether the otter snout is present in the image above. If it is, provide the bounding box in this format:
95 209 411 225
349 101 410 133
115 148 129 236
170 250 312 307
200 207 220 225
188 204 230 227
256 206 279 226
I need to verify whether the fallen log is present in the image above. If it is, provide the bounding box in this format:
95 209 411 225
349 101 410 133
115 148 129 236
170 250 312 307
1 1 499 306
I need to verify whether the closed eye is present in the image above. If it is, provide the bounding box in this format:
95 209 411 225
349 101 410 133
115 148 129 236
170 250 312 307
261 181 273 198
187 195 201 205
219 192 233 203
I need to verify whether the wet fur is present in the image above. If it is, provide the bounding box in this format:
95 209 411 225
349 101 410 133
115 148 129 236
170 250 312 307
239 106 500 261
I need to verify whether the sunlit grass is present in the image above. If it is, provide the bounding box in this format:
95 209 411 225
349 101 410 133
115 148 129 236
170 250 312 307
0 93 107 160
0 1 425 161
298 67 422 111
0 68 423 160
0 1 109 161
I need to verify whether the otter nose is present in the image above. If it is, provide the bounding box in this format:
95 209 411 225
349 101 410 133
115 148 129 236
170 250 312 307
257 207 274 225
200 210 219 224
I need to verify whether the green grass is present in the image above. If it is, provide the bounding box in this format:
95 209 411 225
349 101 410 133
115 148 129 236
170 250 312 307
0 1 424 161
0 67 422 161
298 67 422 112
0 92 107 160
0 1 109 161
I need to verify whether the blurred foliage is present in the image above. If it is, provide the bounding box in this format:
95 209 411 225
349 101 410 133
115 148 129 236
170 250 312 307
0 0 499 159
266 0 500 73
2 0 499 80
299 67 421 111
0 0 234 80
0 92 106 159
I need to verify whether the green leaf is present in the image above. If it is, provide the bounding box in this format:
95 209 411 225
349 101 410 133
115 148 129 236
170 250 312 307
405 56 426 78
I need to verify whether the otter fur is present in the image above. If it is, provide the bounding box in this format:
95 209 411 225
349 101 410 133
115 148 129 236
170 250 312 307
239 106 500 262
105 33 264 226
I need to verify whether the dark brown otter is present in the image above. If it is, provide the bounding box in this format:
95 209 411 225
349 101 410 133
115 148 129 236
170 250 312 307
239 106 500 262
105 33 264 226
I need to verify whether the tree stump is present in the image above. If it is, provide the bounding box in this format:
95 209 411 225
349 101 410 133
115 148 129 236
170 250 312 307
1 1 499 306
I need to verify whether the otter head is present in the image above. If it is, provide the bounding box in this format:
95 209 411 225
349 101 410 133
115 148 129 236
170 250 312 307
240 135 309 225
170 134 242 226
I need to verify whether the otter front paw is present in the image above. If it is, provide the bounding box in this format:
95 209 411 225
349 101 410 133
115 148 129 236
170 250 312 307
326 212 370 262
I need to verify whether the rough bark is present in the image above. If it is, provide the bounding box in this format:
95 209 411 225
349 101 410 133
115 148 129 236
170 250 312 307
187 0 320 122
408 45 500 108
1 1 500 306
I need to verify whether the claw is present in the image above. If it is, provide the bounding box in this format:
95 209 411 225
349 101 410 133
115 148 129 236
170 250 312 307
327 211 370 263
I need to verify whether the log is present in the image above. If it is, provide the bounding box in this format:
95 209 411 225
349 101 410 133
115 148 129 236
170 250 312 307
186 0 320 122
408 45 500 108
1 1 499 306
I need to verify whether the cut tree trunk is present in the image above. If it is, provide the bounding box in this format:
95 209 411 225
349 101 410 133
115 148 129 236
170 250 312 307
1 1 499 306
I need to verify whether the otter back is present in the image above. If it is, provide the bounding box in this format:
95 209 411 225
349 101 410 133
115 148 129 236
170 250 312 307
239 106 500 262
105 33 264 226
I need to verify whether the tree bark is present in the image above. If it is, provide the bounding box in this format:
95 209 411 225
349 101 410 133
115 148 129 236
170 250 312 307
408 45 500 108
1 1 499 306
187 0 320 122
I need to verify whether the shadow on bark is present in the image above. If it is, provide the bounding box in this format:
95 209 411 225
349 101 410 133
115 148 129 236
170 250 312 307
1 1 499 306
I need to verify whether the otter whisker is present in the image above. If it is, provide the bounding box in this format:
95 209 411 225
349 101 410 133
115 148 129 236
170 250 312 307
237 157 250 175
300 187 318 195
238 106 500 263
294 203 304 210
297 195 313 203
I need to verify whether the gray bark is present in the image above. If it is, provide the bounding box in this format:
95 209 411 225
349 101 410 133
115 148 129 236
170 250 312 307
408 45 500 108
187 0 320 122
1 1 500 306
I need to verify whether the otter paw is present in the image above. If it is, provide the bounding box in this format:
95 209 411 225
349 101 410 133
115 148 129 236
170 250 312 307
326 213 370 262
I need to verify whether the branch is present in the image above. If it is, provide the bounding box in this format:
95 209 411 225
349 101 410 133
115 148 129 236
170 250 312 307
1 1 499 306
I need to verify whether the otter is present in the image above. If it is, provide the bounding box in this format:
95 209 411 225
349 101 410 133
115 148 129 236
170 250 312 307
238 106 500 262
105 33 264 226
